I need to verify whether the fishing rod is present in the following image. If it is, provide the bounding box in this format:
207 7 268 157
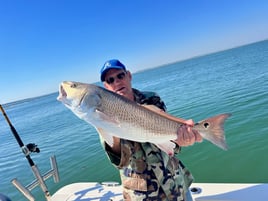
0 104 59 201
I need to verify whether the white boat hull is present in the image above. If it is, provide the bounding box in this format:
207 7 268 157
51 182 268 201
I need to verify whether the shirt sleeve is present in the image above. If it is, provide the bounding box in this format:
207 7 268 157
103 141 121 166
139 91 167 111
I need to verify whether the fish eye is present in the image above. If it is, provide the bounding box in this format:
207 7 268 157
70 83 77 88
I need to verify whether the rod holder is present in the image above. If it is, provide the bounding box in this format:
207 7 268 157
11 155 60 201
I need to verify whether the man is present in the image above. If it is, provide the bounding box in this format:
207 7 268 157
100 59 202 200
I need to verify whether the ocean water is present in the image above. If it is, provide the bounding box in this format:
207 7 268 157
1 40 268 201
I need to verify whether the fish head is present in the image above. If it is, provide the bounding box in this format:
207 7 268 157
57 81 101 116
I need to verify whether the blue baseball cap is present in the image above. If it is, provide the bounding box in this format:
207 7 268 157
100 59 126 81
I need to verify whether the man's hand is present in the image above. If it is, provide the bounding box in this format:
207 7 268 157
174 119 203 147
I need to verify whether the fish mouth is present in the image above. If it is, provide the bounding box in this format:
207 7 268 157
57 84 67 101
57 83 86 108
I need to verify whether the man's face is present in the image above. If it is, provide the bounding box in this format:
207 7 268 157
103 69 133 100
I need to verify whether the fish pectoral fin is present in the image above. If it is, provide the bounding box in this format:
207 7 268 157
142 105 187 124
96 127 114 147
155 141 176 156
95 109 120 126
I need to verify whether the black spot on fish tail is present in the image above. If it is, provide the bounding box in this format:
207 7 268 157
204 122 209 128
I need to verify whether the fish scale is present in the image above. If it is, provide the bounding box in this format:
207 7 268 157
99 89 178 137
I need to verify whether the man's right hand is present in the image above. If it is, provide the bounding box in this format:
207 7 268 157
174 122 203 147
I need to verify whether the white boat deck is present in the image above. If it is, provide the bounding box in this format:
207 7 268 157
51 182 268 201
191 183 268 200
51 182 122 201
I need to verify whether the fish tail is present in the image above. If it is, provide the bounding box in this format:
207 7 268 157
194 113 232 150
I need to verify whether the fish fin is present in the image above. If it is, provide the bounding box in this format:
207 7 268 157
155 141 176 156
95 109 120 126
96 127 114 147
142 104 187 124
194 113 232 150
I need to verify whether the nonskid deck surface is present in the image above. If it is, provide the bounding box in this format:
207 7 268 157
51 182 268 201
51 182 123 201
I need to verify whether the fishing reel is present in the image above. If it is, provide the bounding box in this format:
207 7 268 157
22 143 40 156
26 143 40 153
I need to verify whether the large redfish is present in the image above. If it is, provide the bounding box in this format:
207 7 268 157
57 81 231 156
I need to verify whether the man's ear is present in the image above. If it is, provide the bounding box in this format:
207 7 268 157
127 70 132 81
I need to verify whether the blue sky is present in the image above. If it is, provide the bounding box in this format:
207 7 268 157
1 0 268 104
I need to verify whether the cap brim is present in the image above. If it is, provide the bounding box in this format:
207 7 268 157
101 66 125 81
